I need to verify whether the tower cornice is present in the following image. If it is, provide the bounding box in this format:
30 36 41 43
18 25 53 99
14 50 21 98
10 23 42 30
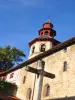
28 37 61 47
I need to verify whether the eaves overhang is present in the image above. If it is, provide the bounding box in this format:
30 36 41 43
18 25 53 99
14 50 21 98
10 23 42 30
28 37 61 47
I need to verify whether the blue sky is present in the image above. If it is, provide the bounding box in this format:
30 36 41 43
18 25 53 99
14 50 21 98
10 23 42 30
0 0 75 60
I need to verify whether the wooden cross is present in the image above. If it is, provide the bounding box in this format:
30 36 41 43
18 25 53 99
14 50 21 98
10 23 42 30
25 66 55 79
25 60 55 100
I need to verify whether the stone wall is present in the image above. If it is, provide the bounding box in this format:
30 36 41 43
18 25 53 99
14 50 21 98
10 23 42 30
7 44 75 100
42 44 75 100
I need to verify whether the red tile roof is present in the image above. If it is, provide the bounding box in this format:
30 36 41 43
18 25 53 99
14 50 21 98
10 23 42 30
0 93 21 100
29 37 60 47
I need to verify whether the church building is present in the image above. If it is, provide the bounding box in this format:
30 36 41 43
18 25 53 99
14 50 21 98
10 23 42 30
6 20 75 100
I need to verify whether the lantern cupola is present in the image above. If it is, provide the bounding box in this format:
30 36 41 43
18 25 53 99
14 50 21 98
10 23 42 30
38 20 56 38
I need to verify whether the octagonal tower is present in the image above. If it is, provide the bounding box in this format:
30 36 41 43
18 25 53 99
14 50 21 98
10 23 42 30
28 20 61 59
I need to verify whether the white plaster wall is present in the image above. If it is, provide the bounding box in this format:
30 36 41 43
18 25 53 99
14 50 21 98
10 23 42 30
6 67 27 86
29 41 52 59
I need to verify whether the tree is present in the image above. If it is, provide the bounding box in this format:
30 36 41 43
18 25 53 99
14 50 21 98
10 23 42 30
0 78 17 96
0 46 26 71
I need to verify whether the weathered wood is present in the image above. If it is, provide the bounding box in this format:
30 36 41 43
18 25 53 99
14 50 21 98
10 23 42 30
26 66 55 79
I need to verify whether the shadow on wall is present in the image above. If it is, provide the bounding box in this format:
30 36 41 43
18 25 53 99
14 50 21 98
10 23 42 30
50 96 75 100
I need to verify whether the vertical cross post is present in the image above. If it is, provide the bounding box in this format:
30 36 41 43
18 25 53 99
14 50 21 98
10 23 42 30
33 59 45 100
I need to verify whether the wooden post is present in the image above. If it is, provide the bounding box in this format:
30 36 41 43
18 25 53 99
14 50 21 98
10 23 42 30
33 60 45 100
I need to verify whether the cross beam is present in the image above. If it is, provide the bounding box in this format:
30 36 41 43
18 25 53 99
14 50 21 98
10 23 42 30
25 66 55 79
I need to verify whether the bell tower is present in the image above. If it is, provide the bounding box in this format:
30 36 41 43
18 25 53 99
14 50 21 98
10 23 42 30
28 20 61 59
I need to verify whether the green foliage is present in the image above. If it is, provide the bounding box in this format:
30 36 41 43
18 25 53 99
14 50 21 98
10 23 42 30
0 46 26 71
0 79 17 95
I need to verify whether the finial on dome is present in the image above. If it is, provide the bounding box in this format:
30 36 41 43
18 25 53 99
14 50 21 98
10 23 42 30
46 18 51 23
43 18 53 29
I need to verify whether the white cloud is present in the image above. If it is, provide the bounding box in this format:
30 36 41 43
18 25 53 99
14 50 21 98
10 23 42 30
18 0 40 7
0 0 41 10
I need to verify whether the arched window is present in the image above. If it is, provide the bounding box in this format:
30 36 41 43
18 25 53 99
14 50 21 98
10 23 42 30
63 61 67 71
44 31 48 35
26 88 32 99
23 76 26 84
41 32 43 35
43 84 50 97
40 44 46 52
32 46 35 54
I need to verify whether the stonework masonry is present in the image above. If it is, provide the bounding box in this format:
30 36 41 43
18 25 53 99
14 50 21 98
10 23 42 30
14 44 75 100
42 44 75 100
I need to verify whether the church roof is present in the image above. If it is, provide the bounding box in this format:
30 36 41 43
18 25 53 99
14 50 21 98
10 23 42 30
0 37 75 77
29 36 61 47
28 37 75 63
0 93 21 100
